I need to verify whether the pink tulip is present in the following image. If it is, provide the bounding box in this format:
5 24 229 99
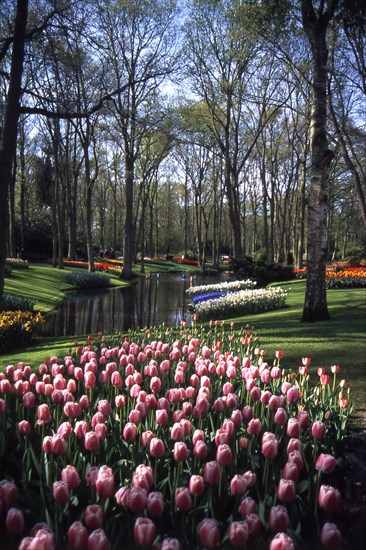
239 496 257 518
286 386 299 403
288 450 304 471
268 505 289 533
37 404 51 425
316 453 336 474
320 522 342 548
161 537 181 550
83 505 104 530
246 513 262 536
194 439 208 460
87 528 110 550
282 462 299 482
318 485 341 512
198 518 219 549
123 422 138 442
247 418 261 435
51 434 67 455
274 408 288 426
53 481 70 505
173 441 189 462
287 438 302 454
277 478 296 504
269 532 295 549
96 466 115 499
189 474 205 497
262 433 278 459
146 491 164 518
149 437 165 458
286 418 300 438
68 521 89 550
203 461 220 486
133 517 156 547
230 475 248 497
229 521 249 547
126 487 147 513
84 431 100 452
18 420 31 436
312 420 326 440
175 487 192 512
1 481 18 507
61 465 80 490
297 410 310 429
6 507 24 535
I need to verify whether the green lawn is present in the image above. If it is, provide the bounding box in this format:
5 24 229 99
1 268 365 428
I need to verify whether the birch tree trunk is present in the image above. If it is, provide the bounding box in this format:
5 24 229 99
301 0 338 322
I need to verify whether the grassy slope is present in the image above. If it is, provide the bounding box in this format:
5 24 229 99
2 268 365 427
4 263 131 312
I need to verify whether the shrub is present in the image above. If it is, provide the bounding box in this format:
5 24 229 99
230 256 293 285
65 270 110 289
5 264 12 277
2 293 36 312
5 258 29 269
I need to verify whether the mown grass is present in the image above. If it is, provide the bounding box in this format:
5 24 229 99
1 268 365 428
4 263 131 312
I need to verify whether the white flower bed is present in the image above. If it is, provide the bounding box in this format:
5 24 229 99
193 287 287 319
186 278 256 297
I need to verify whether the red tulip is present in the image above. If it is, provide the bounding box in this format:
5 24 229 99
216 443 233 465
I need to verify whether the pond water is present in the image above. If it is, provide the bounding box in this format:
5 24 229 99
40 272 233 337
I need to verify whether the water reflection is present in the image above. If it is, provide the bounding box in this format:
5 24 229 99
40 273 206 337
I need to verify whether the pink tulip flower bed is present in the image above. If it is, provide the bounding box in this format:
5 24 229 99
0 323 357 549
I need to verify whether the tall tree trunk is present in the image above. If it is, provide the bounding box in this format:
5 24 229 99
0 0 28 309
122 153 135 279
301 0 338 322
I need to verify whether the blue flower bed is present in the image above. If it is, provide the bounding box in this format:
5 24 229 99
191 291 228 304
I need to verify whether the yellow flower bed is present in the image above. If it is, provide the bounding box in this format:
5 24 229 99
0 310 45 351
